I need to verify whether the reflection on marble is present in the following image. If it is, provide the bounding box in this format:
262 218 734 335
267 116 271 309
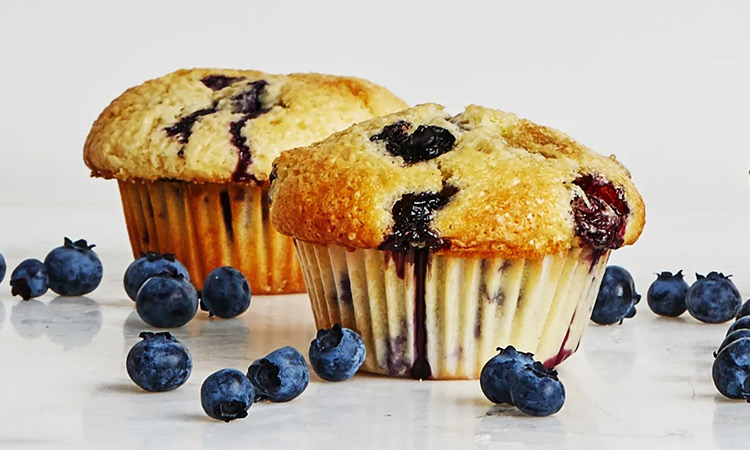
11 299 52 339
0 297 5 331
46 297 102 349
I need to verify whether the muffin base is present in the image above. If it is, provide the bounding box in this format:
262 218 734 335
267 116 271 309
295 241 608 380
118 179 305 294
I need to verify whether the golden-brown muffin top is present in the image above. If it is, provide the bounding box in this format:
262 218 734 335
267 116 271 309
270 103 645 258
83 68 407 183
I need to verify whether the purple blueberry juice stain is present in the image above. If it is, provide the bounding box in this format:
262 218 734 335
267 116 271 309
201 75 245 91
571 174 629 249
370 121 456 164
219 191 233 241
339 275 353 304
164 78 270 183
411 249 431 380
543 312 576 368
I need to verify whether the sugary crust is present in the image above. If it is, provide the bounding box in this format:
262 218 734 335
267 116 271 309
83 68 407 183
270 104 645 258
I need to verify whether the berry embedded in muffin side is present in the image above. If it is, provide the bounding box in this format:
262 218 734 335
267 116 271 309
83 68 407 294
270 103 645 379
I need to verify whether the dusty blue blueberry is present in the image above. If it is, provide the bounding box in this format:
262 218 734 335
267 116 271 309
309 324 366 381
480 346 535 405
135 271 198 328
126 331 192 392
591 265 640 325
10 259 49 300
727 316 750 336
200 266 251 319
247 346 309 402
123 252 189 301
712 338 750 400
0 252 5 284
686 272 741 324
510 361 566 416
647 270 689 317
44 238 103 296
737 299 750 319
716 330 750 357
201 368 255 422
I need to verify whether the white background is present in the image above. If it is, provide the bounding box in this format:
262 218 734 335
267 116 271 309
1 2 750 449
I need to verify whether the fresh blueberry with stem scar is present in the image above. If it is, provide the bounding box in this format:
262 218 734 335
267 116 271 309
126 331 192 392
124 252 189 301
10 259 49 300
370 121 456 164
591 265 640 325
0 252 6 284
309 324 366 382
44 238 103 296
200 266 251 319
480 346 535 405
201 368 255 422
135 270 198 328
247 346 309 402
647 270 689 317
686 272 741 323
737 299 750 319
510 361 566 416
712 338 750 400
727 316 750 336
715 330 750 357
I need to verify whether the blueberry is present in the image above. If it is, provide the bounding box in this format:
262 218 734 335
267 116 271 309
247 346 309 402
571 174 630 250
44 238 103 296
308 324 366 381
737 299 750 319
200 368 255 422
200 266 251 319
712 338 750 400
10 259 49 300
727 316 750 336
0 252 6 283
686 272 741 323
370 121 456 164
646 270 689 317
715 330 750 357
510 361 566 416
123 252 189 301
126 331 192 392
480 346 535 405
591 265 640 325
201 75 245 91
135 271 198 328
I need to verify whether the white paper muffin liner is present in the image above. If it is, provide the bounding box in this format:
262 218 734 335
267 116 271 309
295 241 609 380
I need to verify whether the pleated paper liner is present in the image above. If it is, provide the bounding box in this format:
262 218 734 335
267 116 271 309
295 241 609 380
118 179 305 295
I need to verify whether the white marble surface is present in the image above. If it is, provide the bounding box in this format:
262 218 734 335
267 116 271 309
0 217 747 450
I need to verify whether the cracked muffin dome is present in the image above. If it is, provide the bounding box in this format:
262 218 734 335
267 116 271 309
84 68 407 183
270 103 645 259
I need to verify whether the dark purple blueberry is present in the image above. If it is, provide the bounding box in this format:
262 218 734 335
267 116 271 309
727 316 750 336
480 346 535 405
123 252 189 301
571 174 629 249
379 185 458 252
126 331 192 392
247 346 309 402
647 270 689 317
737 299 750 319
201 75 245 91
712 338 750 400
201 368 255 422
686 272 741 323
510 361 566 416
370 121 456 164
715 330 750 358
135 270 198 328
10 259 49 300
0 252 6 284
308 324 366 382
44 238 103 296
200 266 251 319
591 265 639 325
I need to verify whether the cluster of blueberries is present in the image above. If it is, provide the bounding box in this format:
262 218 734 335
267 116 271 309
479 347 565 417
127 324 366 422
0 238 103 300
712 301 750 400
122 252 367 422
592 267 742 325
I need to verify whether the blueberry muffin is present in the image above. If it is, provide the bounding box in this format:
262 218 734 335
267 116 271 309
270 103 645 379
84 68 407 294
